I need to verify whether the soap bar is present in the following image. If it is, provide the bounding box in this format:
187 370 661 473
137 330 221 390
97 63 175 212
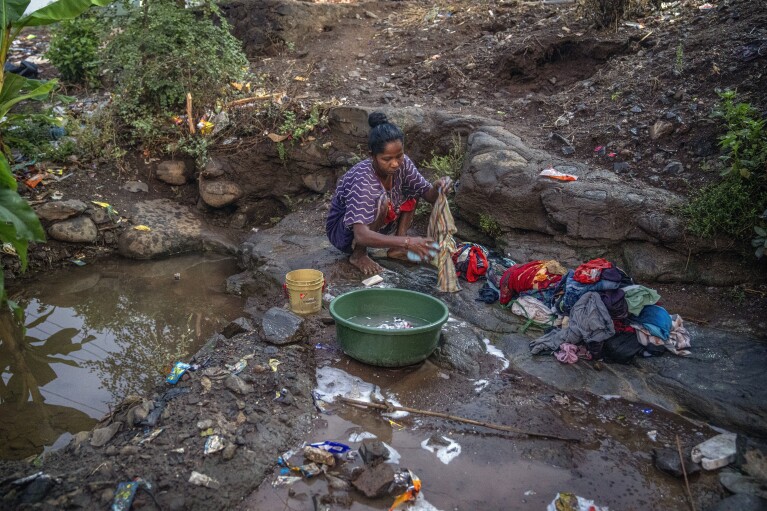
362 275 383 286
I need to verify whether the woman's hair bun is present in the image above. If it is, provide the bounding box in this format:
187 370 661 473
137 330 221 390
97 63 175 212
368 111 389 128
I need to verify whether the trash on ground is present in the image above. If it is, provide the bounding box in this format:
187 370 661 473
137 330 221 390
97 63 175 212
546 492 608 511
188 471 220 489
692 433 737 470
226 358 247 375
362 274 384 287
309 441 351 455
269 358 281 372
420 435 461 464
273 475 301 487
299 462 321 478
112 481 140 511
166 362 191 384
389 469 421 511
70 259 86 266
349 431 377 442
139 428 165 445
2 243 17 256
204 435 225 455
376 317 414 329
539 168 577 181
133 225 151 231
647 430 658 442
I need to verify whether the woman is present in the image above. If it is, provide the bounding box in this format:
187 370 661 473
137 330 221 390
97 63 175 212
326 112 452 275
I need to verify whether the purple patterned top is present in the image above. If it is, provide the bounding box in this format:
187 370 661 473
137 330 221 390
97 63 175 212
329 156 431 228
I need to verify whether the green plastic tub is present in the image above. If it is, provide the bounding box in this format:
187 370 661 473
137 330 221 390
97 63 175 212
329 288 449 367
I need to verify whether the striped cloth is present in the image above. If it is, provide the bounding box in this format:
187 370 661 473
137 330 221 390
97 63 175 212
427 188 460 293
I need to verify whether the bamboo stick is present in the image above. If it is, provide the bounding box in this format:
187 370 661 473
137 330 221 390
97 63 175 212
186 93 195 134
338 397 579 442
676 434 697 511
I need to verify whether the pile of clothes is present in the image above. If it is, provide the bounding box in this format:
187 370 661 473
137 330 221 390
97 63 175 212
469 256 692 365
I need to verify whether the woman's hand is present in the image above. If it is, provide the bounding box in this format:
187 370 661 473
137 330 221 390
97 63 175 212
434 176 453 193
405 236 438 261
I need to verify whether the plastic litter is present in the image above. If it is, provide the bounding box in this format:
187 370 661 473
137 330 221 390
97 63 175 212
269 359 281 372
226 359 247 375
376 317 413 330
539 168 577 181
2 243 17 256
166 362 191 384
273 475 301 487
188 471 220 489
642 408 653 414
647 430 658 442
546 492 608 511
691 433 737 470
406 242 439 263
389 469 421 511
24 174 43 188
204 435 225 455
299 463 321 478
112 481 140 511
200 428 215 437
420 435 461 464
133 225 151 231
309 441 351 454
139 428 165 445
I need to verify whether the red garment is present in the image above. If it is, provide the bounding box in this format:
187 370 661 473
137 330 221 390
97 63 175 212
613 320 635 333
399 198 417 212
384 198 417 224
499 261 562 305
573 258 613 284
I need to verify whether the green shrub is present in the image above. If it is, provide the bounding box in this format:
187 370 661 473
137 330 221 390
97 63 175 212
579 0 660 28
479 213 502 239
425 134 465 180
683 91 767 244
104 0 248 147
46 13 103 87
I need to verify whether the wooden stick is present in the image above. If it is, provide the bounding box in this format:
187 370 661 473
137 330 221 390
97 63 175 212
186 93 195 134
676 434 697 511
226 95 273 108
338 397 579 442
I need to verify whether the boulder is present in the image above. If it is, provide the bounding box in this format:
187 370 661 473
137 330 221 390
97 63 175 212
719 471 767 499
358 439 389 465
221 317 253 338
90 422 122 447
35 199 87 222
262 307 304 345
203 158 227 178
48 216 98 243
122 181 149 193
200 179 243 208
430 322 484 377
653 448 701 478
156 160 192 185
118 199 204 259
352 462 395 498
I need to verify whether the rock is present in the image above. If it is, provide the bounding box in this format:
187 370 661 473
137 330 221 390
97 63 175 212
118 199 204 259
47 216 98 243
226 272 258 296
86 206 112 225
352 462 395 498
200 179 243 208
562 146 575 156
737 436 767 481
326 474 350 491
225 375 254 395
222 443 237 461
430 323 483 377
197 419 214 430
653 448 701 478
364 10 377 19
719 471 767 499
708 494 767 511
262 307 304 345
663 161 684 173
105 446 118 456
90 422 122 447
304 446 335 466
302 173 330 193
359 439 389 465
69 431 90 451
156 160 192 185
221 317 253 338
119 445 139 456
122 181 149 193
203 158 226 178
631 105 642 113
20 475 56 504
613 162 630 173
650 120 674 140
188 471 220 489
35 199 87 222
692 433 737 470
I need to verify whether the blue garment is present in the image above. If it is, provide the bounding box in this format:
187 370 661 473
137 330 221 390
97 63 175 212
632 304 672 340
554 269 621 315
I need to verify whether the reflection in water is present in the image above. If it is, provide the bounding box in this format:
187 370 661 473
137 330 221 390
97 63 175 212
0 255 244 460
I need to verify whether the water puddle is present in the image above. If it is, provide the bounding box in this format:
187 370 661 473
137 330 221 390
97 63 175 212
242 353 692 510
0 255 244 460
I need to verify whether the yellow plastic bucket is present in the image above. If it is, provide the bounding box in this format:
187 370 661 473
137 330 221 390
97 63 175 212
284 269 324 315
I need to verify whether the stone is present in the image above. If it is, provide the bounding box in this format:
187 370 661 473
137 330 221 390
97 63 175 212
663 160 684 173
224 375 254 395
118 200 204 259
221 317 253 338
203 158 226 178
222 443 237 461
20 475 56 504
225 272 258 296
262 307 304 345
48 216 98 243
650 120 674 140
86 206 112 225
119 445 139 456
719 471 767 499
561 146 575 156
197 419 214 430
200 179 243 208
708 494 767 511
364 10 377 19
737 436 767 481
90 422 122 447
692 433 737 470
304 446 335 466
613 162 630 173
122 181 149 193
301 173 330 193
359 439 389 465
156 160 191 186
653 448 701 478
326 474 350 491
352 462 395 498
429 323 483 377
631 105 642 113
35 199 87 222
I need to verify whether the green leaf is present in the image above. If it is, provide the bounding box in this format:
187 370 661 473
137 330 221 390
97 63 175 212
0 187 45 260
0 152 16 191
17 0 113 27
1 0 32 27
756 226 767 237
0 74 57 120
757 246 765 259
752 238 763 248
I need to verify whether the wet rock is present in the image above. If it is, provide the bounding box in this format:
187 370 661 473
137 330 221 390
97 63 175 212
653 448 701 478
118 199 204 259
664 161 684 173
200 179 243 208
86 206 112 224
359 439 389 465
613 162 630 173
262 307 304 345
326 474 350 491
737 436 767 481
119 445 139 456
693 433 738 470
222 317 254 338
225 272 258 296
203 158 226 178
720 471 767 499
304 446 335 466
156 160 192 186
35 199 87 222
225 375 254 395
48 216 98 243
708 494 767 511
90 422 122 447
20 475 56 504
430 323 483 377
122 180 149 193
352 462 395 498
650 120 674 140
222 443 238 460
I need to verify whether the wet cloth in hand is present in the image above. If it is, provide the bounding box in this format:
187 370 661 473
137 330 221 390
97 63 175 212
529 292 615 355
427 188 460 293
622 285 661 316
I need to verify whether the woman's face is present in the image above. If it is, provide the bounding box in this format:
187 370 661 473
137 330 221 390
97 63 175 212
372 140 405 178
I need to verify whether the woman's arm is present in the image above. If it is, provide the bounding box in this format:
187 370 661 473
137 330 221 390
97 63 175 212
421 176 453 204
352 224 435 259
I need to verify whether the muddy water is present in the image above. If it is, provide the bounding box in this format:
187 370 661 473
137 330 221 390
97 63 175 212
242 353 696 511
0 255 244 460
